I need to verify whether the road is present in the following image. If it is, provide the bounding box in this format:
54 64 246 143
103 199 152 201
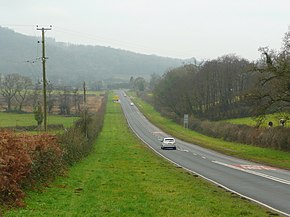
119 91 290 216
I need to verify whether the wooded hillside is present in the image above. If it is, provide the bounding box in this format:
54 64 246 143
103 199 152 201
0 27 183 86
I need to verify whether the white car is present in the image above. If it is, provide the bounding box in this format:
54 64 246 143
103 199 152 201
161 137 176 150
130 102 134 106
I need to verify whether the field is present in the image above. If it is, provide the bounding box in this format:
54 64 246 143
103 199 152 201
0 91 104 131
0 112 78 129
0 91 104 114
3 93 275 216
224 113 290 128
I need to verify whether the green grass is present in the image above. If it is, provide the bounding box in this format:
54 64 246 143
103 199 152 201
0 112 78 129
3 93 276 217
129 92 290 170
224 114 290 127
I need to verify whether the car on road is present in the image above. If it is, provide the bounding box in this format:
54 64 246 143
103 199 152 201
161 137 176 150
130 102 134 106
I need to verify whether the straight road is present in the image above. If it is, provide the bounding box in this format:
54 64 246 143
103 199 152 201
119 91 290 216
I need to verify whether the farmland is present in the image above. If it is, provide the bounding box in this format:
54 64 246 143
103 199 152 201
0 112 78 129
0 91 104 131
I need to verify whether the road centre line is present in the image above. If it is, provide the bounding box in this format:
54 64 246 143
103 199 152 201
213 161 290 186
178 148 189 152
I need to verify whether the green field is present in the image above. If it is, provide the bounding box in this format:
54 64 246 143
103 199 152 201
129 92 290 170
0 112 78 129
3 93 275 217
224 114 290 128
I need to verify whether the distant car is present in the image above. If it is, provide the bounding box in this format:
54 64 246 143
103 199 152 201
161 137 176 150
130 102 134 106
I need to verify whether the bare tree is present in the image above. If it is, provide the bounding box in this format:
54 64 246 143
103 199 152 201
14 75 33 112
47 82 55 113
59 86 72 115
73 88 82 114
249 30 290 115
32 80 42 108
0 74 21 111
153 56 252 120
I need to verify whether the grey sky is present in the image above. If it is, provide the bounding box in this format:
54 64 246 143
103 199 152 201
1 0 290 60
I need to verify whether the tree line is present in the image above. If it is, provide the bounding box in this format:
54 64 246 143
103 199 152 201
0 73 84 116
151 55 253 120
147 30 290 122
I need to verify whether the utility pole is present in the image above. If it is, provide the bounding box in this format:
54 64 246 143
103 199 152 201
37 25 52 131
83 81 87 105
83 81 88 138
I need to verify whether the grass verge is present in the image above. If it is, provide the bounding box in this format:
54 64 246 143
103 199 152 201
130 92 290 170
3 93 275 217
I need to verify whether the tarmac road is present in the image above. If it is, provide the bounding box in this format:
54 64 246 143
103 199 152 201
119 91 290 216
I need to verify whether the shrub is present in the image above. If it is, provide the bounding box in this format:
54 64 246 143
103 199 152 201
24 134 63 186
0 131 63 206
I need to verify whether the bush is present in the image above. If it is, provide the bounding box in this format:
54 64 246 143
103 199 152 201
25 134 63 186
0 131 63 207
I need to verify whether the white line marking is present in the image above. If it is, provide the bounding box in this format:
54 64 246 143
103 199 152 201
213 161 290 186
179 149 189 152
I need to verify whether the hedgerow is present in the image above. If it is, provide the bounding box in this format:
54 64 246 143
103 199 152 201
59 92 107 166
189 118 290 151
0 92 107 208
0 132 62 207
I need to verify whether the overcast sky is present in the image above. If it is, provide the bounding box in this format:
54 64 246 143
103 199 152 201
1 0 290 60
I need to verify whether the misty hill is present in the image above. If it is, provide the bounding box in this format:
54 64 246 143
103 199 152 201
0 27 183 86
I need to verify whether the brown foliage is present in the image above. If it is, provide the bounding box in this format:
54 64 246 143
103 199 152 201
0 92 108 207
0 131 62 206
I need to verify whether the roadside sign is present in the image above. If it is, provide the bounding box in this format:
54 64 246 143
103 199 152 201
184 114 189 128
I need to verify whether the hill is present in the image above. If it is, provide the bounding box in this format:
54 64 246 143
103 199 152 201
0 27 183 86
